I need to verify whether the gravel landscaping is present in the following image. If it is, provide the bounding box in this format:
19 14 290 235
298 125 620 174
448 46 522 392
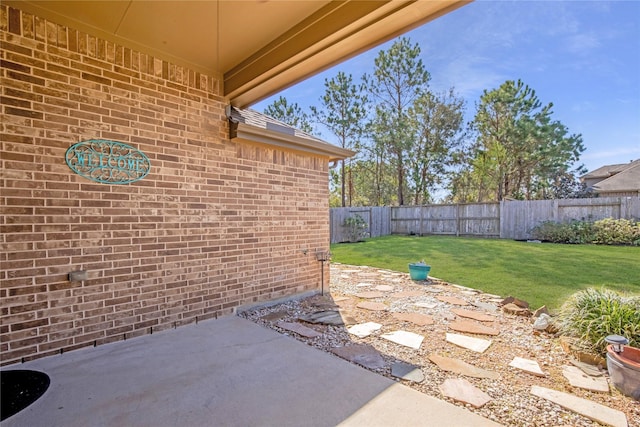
241 263 639 427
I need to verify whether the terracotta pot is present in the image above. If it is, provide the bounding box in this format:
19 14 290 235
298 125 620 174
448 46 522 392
606 344 640 401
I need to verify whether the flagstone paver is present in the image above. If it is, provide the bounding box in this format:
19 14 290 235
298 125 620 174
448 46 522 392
472 301 499 312
356 282 373 287
260 310 290 322
449 320 500 336
446 333 492 353
561 366 609 392
569 359 604 377
347 322 382 338
394 290 424 298
392 312 434 326
414 301 438 309
381 330 424 350
531 386 627 427
429 354 500 379
355 291 385 299
330 344 385 370
298 310 345 325
509 357 546 377
332 296 350 303
437 295 470 306
451 308 497 322
375 285 394 292
276 321 322 338
440 378 492 408
391 362 425 382
356 301 387 311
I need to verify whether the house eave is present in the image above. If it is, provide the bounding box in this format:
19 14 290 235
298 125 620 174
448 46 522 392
230 121 355 162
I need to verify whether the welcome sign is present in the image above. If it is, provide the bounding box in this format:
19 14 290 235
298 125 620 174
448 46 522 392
65 139 151 184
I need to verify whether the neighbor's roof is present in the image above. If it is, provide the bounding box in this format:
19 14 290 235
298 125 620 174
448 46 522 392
582 159 640 179
227 107 354 162
591 161 640 192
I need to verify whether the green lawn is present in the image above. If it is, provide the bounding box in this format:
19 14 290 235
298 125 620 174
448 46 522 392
330 235 640 311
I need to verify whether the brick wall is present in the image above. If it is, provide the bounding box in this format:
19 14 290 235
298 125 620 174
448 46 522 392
0 5 330 365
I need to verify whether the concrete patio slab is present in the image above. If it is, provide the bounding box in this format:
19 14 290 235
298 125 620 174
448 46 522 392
1 316 502 427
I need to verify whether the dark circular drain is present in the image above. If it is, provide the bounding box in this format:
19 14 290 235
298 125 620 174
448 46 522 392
1 370 50 421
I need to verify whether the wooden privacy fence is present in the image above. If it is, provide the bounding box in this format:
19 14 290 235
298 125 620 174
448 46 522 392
330 196 640 243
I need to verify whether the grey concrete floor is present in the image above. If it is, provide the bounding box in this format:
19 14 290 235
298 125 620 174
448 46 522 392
1 315 501 427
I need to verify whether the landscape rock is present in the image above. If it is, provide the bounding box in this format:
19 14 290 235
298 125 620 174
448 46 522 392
392 312 434 326
298 310 344 325
391 362 425 382
394 290 424 298
561 365 609 392
446 333 493 353
451 308 497 322
375 285 394 292
502 303 531 316
509 357 546 377
260 310 290 322
449 320 500 336
347 322 382 338
276 321 322 338
531 385 628 427
414 301 438 309
533 305 550 318
381 330 424 349
472 301 499 313
532 313 552 331
356 301 387 311
437 295 470 306
440 378 492 408
429 354 500 379
330 344 385 370
355 291 385 299
500 296 529 308
569 359 605 377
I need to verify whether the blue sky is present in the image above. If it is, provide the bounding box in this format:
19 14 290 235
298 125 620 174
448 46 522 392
254 0 640 174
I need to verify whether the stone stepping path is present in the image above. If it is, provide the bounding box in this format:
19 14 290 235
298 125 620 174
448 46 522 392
531 386 627 427
440 378 492 408
330 344 385 370
561 366 609 392
429 354 499 379
347 322 382 338
446 333 492 353
381 330 424 349
298 310 344 325
356 301 387 311
391 362 424 382
356 291 385 299
509 357 546 377
451 308 497 322
375 285 394 292
437 295 469 306
449 320 500 336
392 312 434 326
356 282 373 287
276 322 322 338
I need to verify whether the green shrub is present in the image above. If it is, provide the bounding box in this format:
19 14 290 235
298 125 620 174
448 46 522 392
531 218 640 246
556 288 640 355
592 218 640 246
530 220 593 244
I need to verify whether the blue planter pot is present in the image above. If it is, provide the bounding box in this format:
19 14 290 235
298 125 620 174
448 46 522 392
408 263 431 281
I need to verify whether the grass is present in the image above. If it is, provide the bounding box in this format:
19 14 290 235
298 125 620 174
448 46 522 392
330 235 640 311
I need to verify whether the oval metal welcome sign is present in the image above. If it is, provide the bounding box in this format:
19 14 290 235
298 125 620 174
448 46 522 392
65 139 151 184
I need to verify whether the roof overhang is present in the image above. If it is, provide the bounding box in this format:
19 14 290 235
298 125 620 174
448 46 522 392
229 117 355 162
6 0 470 108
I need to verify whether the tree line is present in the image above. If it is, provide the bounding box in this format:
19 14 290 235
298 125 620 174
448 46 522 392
263 37 588 207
